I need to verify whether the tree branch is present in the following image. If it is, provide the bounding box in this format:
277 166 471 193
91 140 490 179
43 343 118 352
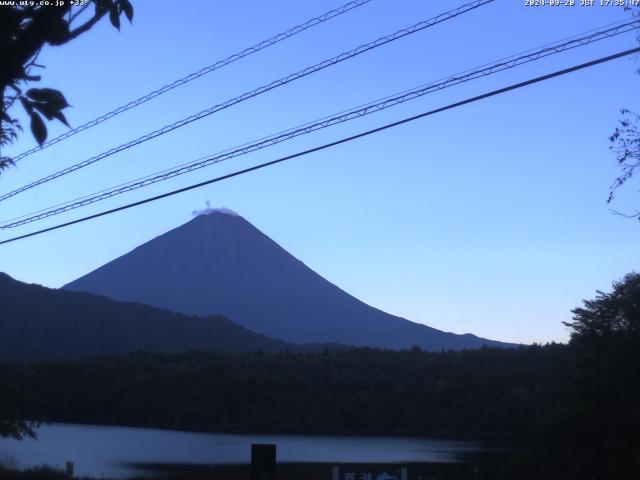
64 11 108 42
609 208 640 219
69 3 92 24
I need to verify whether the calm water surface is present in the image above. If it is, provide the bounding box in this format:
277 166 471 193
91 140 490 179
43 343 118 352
0 423 484 478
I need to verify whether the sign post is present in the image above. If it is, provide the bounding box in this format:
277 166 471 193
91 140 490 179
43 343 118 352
64 461 74 478
251 443 276 480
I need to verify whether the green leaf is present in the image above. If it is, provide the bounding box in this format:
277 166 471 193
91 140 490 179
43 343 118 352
94 0 110 14
52 111 70 128
120 0 133 22
109 5 121 30
32 102 61 121
19 97 33 114
31 102 71 128
26 88 69 110
0 157 15 171
29 111 47 145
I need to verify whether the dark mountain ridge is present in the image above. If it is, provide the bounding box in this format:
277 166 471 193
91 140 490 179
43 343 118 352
64 210 514 350
0 272 310 361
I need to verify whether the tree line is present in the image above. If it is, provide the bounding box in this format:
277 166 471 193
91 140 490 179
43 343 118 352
1 274 638 479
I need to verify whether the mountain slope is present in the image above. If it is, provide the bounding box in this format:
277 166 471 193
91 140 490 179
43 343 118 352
64 210 514 350
0 272 304 361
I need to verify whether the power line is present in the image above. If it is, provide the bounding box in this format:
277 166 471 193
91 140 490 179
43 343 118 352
10 0 374 162
0 0 495 203
2 18 638 228
2 46 638 246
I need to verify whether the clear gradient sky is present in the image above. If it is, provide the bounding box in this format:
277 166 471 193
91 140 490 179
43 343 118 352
1 0 639 344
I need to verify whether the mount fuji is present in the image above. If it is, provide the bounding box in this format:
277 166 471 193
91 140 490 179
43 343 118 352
64 209 513 350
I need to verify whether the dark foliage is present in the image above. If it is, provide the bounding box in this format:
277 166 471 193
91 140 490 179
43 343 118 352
0 383 38 440
0 0 133 170
0 334 636 479
1 273 638 478
560 273 640 479
609 109 640 214
607 7 639 215
0 345 572 440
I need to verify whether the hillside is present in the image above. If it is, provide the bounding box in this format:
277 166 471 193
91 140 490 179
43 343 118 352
0 273 304 361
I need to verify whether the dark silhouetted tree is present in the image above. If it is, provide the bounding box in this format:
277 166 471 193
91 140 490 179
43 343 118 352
0 0 134 173
0 0 133 439
0 384 38 440
563 273 640 479
566 272 640 339
608 7 640 217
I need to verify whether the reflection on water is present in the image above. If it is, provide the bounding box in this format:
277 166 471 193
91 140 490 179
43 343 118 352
0 423 484 478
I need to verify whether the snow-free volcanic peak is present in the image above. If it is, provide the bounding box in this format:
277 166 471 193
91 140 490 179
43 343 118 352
64 211 513 350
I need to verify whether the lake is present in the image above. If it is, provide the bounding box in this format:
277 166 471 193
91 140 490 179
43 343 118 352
0 423 485 478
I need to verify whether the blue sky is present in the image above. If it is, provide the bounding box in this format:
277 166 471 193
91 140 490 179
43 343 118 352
1 0 639 344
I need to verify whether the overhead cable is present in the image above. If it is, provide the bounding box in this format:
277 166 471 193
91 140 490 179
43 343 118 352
0 0 495 202
1 46 638 245
2 18 638 228
10 0 374 162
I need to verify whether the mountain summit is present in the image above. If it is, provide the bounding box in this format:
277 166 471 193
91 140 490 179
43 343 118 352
64 210 512 350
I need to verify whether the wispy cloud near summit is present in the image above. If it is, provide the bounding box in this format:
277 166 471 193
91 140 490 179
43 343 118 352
191 201 240 217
